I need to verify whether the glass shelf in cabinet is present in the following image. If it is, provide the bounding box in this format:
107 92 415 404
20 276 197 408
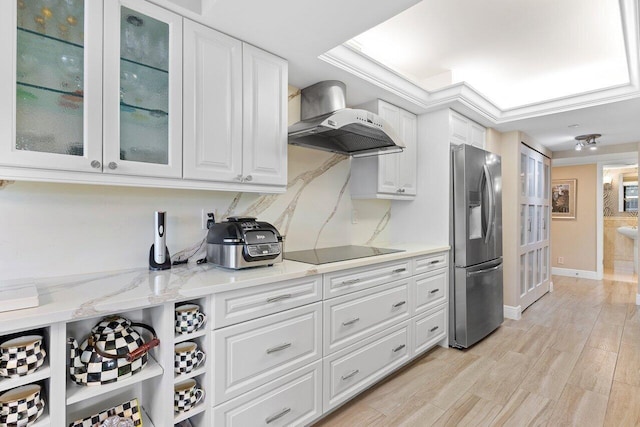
121 56 168 74
17 26 84 49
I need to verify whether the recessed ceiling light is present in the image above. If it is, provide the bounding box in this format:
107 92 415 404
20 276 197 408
568 124 580 128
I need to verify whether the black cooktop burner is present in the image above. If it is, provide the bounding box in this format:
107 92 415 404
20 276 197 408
284 245 404 265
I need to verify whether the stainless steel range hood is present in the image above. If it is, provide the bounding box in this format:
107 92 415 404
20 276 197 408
288 81 405 157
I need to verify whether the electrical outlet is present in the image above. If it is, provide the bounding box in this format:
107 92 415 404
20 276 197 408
558 256 564 265
351 209 358 224
201 209 207 230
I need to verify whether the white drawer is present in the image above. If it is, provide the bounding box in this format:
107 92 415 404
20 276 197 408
323 321 411 411
414 252 448 274
213 302 322 404
412 306 447 356
323 259 412 299
413 269 448 315
213 360 322 427
324 279 410 354
211 275 322 329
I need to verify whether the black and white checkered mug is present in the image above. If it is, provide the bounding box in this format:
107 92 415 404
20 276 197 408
175 304 207 334
0 384 45 427
0 335 46 378
174 341 206 375
174 379 205 413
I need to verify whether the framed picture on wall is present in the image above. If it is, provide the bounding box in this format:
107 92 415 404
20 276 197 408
551 179 577 219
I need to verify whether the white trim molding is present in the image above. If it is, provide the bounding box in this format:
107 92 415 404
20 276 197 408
504 305 522 320
552 267 600 280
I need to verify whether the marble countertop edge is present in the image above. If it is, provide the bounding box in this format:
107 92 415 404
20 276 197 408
0 244 450 334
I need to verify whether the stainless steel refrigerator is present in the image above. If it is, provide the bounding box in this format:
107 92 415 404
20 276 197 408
449 144 503 348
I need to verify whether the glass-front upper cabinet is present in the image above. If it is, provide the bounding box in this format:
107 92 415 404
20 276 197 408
103 0 182 178
0 0 103 172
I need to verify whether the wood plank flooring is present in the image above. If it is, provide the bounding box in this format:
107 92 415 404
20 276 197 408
314 275 640 427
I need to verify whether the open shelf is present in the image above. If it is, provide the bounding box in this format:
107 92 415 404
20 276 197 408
0 361 50 393
30 406 49 427
173 365 206 383
66 355 163 405
174 328 206 344
174 401 206 424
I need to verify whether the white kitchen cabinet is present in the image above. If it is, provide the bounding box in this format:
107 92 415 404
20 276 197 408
0 0 103 173
183 35 287 187
449 110 486 149
0 1 287 192
183 20 242 182
212 302 322 405
241 43 288 187
412 305 447 356
103 0 183 178
350 100 417 200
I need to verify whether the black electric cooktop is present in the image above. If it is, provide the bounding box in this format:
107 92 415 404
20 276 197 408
284 245 404 265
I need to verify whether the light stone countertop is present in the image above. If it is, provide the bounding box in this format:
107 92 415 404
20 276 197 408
0 244 449 333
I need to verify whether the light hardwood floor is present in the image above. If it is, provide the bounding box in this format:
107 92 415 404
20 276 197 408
314 275 640 427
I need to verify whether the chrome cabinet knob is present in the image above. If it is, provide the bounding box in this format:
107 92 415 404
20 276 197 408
90 160 101 169
244 175 253 182
108 162 118 170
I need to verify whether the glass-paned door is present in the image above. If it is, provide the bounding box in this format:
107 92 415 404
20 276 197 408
103 0 182 178
0 0 102 172
519 143 551 310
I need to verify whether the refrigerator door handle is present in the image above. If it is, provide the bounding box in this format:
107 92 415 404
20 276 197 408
466 262 503 277
483 164 496 244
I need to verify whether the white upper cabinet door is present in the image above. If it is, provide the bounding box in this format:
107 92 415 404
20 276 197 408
241 43 288 186
470 122 486 149
103 0 183 178
183 19 242 182
396 109 417 196
377 100 401 195
0 0 103 172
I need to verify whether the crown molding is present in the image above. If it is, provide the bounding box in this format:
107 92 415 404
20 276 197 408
319 0 640 127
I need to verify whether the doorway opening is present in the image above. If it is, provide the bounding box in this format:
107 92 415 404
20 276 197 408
602 164 638 283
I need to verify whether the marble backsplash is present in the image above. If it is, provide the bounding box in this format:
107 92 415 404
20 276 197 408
0 145 392 281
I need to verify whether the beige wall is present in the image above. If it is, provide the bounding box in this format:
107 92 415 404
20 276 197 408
551 164 598 272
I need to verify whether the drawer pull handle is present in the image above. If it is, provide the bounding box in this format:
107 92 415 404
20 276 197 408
340 278 360 286
430 260 441 265
392 301 407 308
429 326 439 332
266 294 292 303
342 317 360 326
266 343 292 354
429 289 440 294
266 408 291 424
393 268 407 274
341 369 360 380
392 344 406 353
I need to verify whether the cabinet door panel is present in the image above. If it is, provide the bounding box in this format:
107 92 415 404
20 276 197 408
396 110 417 195
103 0 182 178
183 19 242 181
377 101 400 194
0 0 103 172
242 43 287 186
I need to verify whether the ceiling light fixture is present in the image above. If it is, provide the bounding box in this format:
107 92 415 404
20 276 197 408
574 133 601 151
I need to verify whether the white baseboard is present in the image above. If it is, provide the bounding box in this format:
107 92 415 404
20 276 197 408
636 293 640 306
504 305 522 320
551 267 599 280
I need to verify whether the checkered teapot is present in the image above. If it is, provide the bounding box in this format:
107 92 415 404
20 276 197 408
68 316 160 386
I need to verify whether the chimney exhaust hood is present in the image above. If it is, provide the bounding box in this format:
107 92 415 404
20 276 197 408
287 81 405 158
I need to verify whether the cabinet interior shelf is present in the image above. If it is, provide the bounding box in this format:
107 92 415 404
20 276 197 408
17 26 83 49
120 102 167 116
0 361 51 393
174 365 206 383
174 328 206 343
17 81 83 99
173 402 205 424
65 355 163 405
121 57 168 75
